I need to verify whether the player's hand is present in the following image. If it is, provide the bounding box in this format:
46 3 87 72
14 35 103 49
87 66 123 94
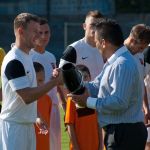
52 68 64 85
36 118 49 135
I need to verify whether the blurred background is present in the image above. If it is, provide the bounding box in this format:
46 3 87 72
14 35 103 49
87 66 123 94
0 0 150 63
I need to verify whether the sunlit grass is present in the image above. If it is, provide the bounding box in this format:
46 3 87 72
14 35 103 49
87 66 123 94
60 108 69 150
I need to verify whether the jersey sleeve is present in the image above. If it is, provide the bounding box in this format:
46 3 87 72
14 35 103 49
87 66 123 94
59 46 77 68
65 97 76 124
4 59 30 91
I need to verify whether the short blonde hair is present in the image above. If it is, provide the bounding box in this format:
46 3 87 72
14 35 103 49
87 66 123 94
86 10 103 19
14 13 39 30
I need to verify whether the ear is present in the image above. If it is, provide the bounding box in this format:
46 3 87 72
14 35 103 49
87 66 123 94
130 37 134 42
83 23 86 30
18 27 24 35
101 39 106 48
130 37 137 45
91 30 95 36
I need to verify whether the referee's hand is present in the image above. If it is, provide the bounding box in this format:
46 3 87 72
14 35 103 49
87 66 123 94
67 88 89 107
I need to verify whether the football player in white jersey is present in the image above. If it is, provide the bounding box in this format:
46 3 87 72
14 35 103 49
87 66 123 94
144 46 150 150
0 13 61 150
124 24 150 150
59 10 104 79
30 18 63 150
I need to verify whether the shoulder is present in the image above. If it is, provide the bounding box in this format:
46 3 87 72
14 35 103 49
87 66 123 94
61 46 77 63
30 50 40 58
70 38 84 48
113 51 137 71
4 59 25 80
61 39 85 62
45 51 56 59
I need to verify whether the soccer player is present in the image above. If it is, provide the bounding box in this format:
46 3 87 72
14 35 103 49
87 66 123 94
0 13 61 150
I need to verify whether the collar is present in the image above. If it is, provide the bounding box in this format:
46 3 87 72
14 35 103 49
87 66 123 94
12 45 29 56
107 46 128 65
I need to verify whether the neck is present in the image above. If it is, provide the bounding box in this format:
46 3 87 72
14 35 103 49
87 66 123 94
15 40 30 54
84 37 95 47
104 45 121 60
34 45 45 53
124 38 134 54
124 38 129 48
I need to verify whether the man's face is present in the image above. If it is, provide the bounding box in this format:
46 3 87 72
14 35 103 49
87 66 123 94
94 31 104 54
24 21 40 49
83 16 97 46
94 31 108 62
36 23 50 48
129 38 148 54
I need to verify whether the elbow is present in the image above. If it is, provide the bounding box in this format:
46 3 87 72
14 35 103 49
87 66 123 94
19 94 33 105
24 100 32 105
16 88 35 105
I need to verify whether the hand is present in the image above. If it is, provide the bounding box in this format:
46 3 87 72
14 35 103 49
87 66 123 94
144 109 150 124
52 68 60 78
67 88 89 107
36 118 49 135
52 68 63 85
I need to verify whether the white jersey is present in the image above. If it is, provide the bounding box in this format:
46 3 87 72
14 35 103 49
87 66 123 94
30 50 59 104
59 38 104 80
0 46 37 123
134 52 145 97
145 63 150 104
144 47 150 104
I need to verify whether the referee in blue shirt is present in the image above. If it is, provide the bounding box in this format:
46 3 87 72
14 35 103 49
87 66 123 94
68 18 147 150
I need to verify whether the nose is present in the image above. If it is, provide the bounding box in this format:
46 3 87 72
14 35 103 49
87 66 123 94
40 33 45 39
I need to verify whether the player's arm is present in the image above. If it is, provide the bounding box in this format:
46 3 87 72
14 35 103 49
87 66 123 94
18 67 62 104
5 59 61 104
143 83 150 123
36 111 48 134
57 85 67 111
17 78 59 104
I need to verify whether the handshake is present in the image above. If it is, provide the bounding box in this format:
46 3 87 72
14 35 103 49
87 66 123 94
52 63 85 94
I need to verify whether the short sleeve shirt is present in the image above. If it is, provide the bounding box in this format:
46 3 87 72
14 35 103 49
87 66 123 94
59 38 104 80
0 46 37 123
